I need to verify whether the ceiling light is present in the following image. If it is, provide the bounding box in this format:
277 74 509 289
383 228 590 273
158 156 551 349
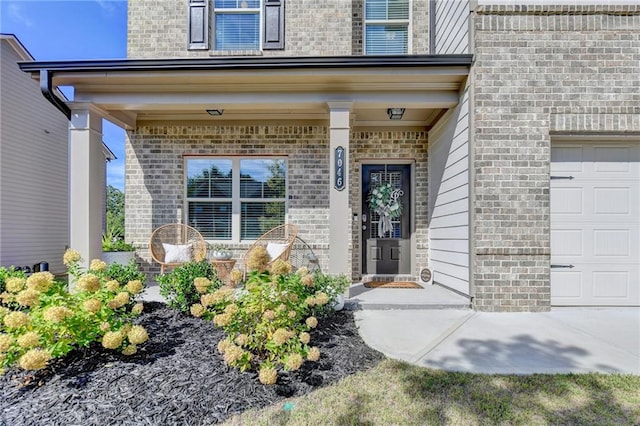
387 108 405 120
206 109 224 116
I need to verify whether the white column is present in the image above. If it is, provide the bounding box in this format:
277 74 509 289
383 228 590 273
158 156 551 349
69 104 106 268
327 102 352 275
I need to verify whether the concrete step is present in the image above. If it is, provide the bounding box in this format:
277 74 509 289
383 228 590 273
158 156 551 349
346 282 472 310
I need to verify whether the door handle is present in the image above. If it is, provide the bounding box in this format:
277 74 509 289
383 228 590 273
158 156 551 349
551 264 575 268
362 214 367 223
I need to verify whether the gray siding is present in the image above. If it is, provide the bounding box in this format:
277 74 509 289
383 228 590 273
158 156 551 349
0 38 69 274
434 0 469 54
428 84 470 295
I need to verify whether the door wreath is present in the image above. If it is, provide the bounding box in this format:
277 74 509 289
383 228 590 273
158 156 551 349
368 182 403 238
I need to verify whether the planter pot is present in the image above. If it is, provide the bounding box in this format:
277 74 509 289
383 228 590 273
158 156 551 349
332 294 345 311
212 251 233 260
102 251 135 265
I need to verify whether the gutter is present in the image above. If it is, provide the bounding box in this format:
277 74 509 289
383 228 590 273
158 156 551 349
19 54 473 73
39 69 70 119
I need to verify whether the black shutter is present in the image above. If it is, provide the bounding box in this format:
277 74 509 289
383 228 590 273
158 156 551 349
188 0 209 50
263 0 284 50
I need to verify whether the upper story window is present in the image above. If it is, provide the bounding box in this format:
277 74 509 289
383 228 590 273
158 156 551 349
214 0 260 50
364 0 410 55
185 157 287 241
188 0 285 51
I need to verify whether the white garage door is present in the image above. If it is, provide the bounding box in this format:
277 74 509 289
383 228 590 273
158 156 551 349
551 142 639 306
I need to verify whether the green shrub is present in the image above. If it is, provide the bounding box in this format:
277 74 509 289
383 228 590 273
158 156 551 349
0 249 148 373
103 260 146 287
156 260 222 313
192 260 350 384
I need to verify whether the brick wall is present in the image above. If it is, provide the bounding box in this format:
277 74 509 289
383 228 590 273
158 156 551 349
128 0 353 58
125 124 429 280
128 0 429 58
472 5 640 311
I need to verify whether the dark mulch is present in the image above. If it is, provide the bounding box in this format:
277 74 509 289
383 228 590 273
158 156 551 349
0 302 384 425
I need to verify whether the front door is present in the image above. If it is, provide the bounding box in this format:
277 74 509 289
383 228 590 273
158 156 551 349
362 164 411 274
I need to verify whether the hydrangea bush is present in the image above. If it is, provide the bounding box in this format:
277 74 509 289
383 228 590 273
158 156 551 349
192 248 349 385
0 249 149 373
156 260 223 313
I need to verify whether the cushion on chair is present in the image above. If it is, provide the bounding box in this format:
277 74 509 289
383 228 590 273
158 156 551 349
162 243 192 263
266 242 288 261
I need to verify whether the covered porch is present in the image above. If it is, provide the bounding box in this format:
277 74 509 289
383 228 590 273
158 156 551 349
20 55 472 286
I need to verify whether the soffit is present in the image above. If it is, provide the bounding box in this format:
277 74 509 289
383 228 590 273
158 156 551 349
21 56 471 128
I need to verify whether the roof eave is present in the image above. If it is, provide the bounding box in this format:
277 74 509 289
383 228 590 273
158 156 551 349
18 54 473 74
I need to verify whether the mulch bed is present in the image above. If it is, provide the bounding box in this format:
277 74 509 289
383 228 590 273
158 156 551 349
0 302 384 425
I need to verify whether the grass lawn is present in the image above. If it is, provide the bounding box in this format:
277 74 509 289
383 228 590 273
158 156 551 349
227 359 640 425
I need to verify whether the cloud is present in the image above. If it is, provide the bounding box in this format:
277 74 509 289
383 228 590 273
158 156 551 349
8 4 34 28
95 0 117 14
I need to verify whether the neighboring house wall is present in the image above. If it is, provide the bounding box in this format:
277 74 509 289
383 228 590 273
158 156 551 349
128 0 429 58
0 36 69 274
433 0 469 54
428 82 470 296
472 5 640 311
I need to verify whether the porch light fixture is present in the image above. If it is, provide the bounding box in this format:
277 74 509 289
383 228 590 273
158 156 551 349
387 108 405 120
206 109 224 116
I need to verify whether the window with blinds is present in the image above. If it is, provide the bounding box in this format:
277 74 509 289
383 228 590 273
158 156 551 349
214 0 261 50
185 157 287 241
364 0 410 55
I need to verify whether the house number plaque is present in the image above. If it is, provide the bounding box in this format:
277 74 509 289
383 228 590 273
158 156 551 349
334 146 346 191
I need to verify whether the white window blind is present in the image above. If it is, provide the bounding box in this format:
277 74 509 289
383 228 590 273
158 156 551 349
364 0 410 55
214 0 260 50
185 157 287 241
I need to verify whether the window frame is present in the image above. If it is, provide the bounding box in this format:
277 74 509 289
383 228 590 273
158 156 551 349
212 0 263 51
184 155 288 243
363 0 412 55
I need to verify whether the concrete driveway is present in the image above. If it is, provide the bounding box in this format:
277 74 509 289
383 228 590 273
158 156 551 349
354 308 640 374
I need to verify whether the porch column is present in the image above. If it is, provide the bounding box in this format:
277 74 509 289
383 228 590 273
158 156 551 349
327 102 352 275
69 104 106 268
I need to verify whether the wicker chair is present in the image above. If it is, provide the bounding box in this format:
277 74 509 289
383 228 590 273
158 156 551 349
149 224 207 274
288 236 322 273
242 224 298 275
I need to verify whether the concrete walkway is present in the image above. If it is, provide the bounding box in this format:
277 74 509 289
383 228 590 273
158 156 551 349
354 307 640 375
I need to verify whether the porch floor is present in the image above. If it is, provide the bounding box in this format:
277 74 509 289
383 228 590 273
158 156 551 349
346 283 471 310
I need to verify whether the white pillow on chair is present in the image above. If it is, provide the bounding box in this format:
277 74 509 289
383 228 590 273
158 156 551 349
163 243 192 263
266 242 288 261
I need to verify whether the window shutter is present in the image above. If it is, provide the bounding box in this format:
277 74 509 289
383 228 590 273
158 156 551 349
188 0 209 50
263 0 284 50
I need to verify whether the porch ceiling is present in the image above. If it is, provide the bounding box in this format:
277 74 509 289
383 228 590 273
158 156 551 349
20 55 472 129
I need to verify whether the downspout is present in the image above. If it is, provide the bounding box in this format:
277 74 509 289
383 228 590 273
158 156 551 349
40 69 71 119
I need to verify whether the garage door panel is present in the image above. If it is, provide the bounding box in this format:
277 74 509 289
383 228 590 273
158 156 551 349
552 264 639 305
550 187 583 214
593 271 630 299
551 146 583 172
593 229 630 257
551 271 583 300
551 142 639 306
551 229 583 256
593 146 631 172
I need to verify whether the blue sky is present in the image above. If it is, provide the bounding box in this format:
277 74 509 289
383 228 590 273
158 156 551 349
0 0 128 190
